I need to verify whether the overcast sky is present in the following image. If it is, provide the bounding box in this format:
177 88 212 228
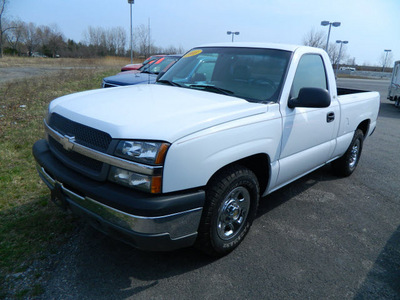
7 0 400 66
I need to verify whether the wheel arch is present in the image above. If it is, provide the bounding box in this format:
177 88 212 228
357 119 370 137
206 153 270 196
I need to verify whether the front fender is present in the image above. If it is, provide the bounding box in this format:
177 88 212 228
162 108 282 193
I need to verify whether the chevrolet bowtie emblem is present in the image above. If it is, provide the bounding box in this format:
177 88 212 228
62 135 75 151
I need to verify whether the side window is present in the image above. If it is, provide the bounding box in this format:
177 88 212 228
291 54 328 99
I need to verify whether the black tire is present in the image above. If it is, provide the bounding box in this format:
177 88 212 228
332 129 364 177
195 165 259 257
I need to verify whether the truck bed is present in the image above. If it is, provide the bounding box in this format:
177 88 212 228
337 87 368 95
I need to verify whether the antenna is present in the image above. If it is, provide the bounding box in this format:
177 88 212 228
148 18 151 57
148 18 151 84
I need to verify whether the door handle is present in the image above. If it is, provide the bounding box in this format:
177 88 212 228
327 112 335 123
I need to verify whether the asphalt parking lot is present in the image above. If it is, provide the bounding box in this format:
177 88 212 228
40 78 399 300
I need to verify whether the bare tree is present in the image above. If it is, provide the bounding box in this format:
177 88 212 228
346 57 356 66
0 0 15 58
84 26 126 56
47 26 65 57
302 29 326 48
302 28 348 65
23 22 40 56
329 43 340 65
0 0 6 57
84 26 103 55
4 20 25 55
36 25 51 48
113 27 126 56
135 24 152 57
333 43 350 67
161 45 185 55
85 26 110 56
379 51 394 70
106 28 117 55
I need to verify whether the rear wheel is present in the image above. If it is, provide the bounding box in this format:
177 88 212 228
332 129 364 177
196 165 259 257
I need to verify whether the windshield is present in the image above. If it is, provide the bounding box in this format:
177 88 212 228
138 57 159 72
142 56 179 74
142 55 162 66
158 47 291 103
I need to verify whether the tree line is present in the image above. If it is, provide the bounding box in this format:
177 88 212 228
0 0 184 59
2 20 184 59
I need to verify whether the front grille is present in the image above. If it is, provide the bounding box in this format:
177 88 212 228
48 113 113 180
49 136 103 173
49 113 112 152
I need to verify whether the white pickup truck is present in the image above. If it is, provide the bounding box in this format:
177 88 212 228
33 43 380 256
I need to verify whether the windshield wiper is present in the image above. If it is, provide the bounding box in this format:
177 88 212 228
188 84 234 96
157 79 181 87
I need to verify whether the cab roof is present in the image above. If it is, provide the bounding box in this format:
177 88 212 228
197 42 316 53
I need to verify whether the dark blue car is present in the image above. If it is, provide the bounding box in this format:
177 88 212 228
102 55 181 88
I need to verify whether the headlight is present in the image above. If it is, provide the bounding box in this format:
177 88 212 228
115 141 169 165
111 140 169 193
109 167 162 193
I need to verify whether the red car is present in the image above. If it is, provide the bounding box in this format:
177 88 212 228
120 55 165 72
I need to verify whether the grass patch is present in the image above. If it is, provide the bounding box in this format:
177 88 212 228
0 61 121 296
32 284 45 296
0 55 141 68
15 289 29 299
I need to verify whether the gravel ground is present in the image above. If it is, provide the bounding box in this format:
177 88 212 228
0 66 96 85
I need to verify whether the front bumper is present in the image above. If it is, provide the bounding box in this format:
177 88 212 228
33 139 205 251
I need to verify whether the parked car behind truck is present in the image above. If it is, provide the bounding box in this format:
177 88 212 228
33 43 380 256
102 55 181 88
120 55 165 72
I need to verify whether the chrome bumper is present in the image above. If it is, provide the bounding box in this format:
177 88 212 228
37 164 203 243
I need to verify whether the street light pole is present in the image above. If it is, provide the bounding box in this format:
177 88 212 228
227 31 240 42
128 0 134 64
382 49 392 72
335 40 348 77
321 21 341 52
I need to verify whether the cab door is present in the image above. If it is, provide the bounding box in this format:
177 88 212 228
276 54 339 187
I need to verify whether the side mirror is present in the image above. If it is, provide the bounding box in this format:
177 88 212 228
288 87 331 108
156 71 166 82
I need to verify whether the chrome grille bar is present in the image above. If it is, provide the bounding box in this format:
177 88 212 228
44 120 162 176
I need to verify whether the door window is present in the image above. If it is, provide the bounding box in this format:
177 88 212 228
291 54 328 99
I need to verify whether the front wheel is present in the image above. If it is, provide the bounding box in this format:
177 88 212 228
332 129 364 177
196 165 259 257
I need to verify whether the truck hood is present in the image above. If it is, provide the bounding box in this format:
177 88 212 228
49 84 267 142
